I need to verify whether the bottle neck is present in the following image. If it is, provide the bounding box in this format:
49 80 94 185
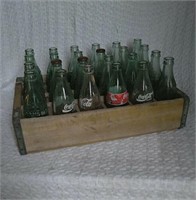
97 53 105 61
151 55 161 70
50 53 59 60
141 50 149 61
163 63 174 79
25 55 35 63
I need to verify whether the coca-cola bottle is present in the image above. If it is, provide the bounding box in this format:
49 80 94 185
131 61 154 104
79 64 101 111
105 62 129 107
155 57 179 100
53 69 76 114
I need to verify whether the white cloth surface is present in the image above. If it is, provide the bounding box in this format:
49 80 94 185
0 1 195 199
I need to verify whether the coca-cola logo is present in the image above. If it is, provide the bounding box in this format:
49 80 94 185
136 92 153 102
62 102 75 113
81 98 93 107
106 91 129 105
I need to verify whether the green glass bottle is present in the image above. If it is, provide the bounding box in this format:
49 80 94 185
105 54 113 80
24 62 45 97
74 56 88 99
49 59 62 102
70 50 83 90
99 55 112 96
131 61 154 104
149 50 161 92
112 41 121 63
155 57 179 100
25 48 42 75
68 45 79 82
23 71 48 118
141 44 149 63
133 39 142 61
121 46 129 76
91 43 100 66
94 48 106 87
53 69 76 115
46 47 59 92
125 52 138 96
79 64 101 111
105 62 129 107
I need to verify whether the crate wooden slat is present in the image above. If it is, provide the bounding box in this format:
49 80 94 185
12 77 190 155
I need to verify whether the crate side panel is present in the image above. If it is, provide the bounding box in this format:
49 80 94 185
21 98 184 153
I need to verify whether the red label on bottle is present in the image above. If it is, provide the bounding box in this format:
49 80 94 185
106 91 129 105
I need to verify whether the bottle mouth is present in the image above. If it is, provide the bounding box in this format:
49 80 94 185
92 43 100 47
133 38 142 42
25 48 34 55
49 47 57 51
96 48 105 53
112 41 121 46
141 44 149 50
151 50 161 56
164 57 174 64
70 45 79 51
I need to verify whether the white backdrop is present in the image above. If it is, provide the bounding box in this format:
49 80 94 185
1 1 195 199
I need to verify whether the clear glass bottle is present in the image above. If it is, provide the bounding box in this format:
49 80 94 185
125 52 138 95
155 57 179 100
133 39 142 61
149 50 162 92
131 61 154 104
53 69 76 115
112 41 121 63
94 48 106 87
70 50 83 90
23 71 48 118
74 56 88 99
49 59 62 102
79 64 101 111
68 45 79 82
105 62 129 107
46 47 59 92
121 46 129 76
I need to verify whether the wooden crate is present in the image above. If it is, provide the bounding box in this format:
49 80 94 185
12 77 190 155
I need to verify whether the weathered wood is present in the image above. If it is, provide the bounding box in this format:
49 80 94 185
20 98 184 153
12 77 188 155
12 79 27 155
